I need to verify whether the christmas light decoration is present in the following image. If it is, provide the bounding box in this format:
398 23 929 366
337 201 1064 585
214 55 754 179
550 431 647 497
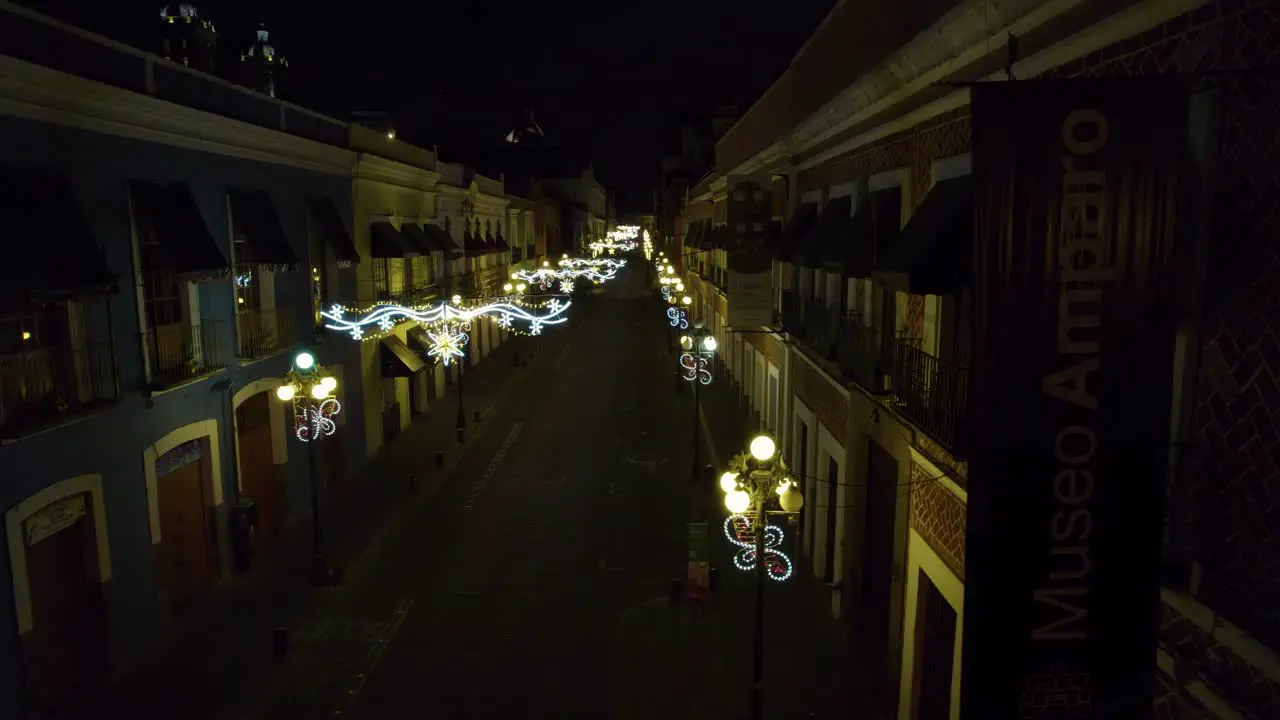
295 398 341 442
724 514 793 582
426 325 469 366
559 279 574 294
511 263 617 287
667 306 688 329
680 352 713 385
559 256 625 272
320 297 571 342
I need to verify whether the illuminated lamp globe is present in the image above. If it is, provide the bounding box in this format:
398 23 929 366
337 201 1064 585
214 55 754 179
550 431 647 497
702 336 718 353
749 435 777 462
452 295 462 304
719 472 739 493
319 375 338 393
310 384 330 400
780 487 805 513
293 351 316 371
511 272 520 280
275 384 296 401
517 283 527 292
504 283 514 292
724 489 751 515
682 296 692 306
680 335 693 350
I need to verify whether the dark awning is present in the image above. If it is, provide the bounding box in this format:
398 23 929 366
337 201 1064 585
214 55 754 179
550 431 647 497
370 222 410 259
380 335 425 377
711 224 728 250
423 223 460 255
483 232 498 254
824 203 874 277
129 180 229 280
405 325 432 354
875 176 972 295
228 189 298 270
799 196 852 268
0 168 116 308
493 230 509 251
776 203 818 261
306 197 358 267
462 229 485 257
399 224 438 256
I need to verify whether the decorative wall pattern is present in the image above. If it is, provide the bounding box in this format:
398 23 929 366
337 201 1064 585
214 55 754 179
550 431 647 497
909 461 965 580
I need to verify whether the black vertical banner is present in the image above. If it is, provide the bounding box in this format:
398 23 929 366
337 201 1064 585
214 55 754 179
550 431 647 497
962 79 1189 719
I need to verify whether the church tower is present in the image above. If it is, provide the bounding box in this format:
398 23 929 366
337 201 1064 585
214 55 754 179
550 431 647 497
159 2 217 73
240 24 289 98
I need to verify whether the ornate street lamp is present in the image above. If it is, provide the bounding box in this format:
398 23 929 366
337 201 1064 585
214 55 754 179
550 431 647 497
717 434 804 720
678 324 717 487
276 349 341 585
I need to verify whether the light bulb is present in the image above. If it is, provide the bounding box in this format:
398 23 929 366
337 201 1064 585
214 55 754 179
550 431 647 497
780 488 804 513
452 295 462 304
319 375 338 392
682 296 691 306
293 351 315 370
680 335 692 350
719 472 739 493
310 384 330 400
749 435 776 462
702 336 718 353
511 272 519 280
724 490 751 515
504 283 513 292
275 384 295 401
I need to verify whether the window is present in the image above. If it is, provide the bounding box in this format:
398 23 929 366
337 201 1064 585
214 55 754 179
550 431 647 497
0 305 67 355
373 258 390 299
410 255 431 293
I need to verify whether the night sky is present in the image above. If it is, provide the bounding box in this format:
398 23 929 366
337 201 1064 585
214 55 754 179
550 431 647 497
24 0 833 212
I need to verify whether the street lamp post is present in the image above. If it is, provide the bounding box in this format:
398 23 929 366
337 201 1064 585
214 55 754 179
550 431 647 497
276 349 341 585
718 434 805 720
679 325 717 486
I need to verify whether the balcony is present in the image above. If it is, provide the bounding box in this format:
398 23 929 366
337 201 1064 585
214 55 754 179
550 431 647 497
888 340 968 452
236 307 299 360
0 342 119 438
142 320 230 390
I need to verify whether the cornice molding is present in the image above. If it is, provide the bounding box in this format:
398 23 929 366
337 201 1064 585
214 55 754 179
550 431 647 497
797 0 1208 172
0 55 354 176
355 153 440 191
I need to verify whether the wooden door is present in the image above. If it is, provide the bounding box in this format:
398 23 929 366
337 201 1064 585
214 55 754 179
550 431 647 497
23 502 106 715
236 393 284 539
913 571 957 719
861 440 900 708
157 461 212 614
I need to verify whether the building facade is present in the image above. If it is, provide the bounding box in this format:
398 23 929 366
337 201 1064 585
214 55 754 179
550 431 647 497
0 10 363 716
681 0 1280 718
0 5 542 715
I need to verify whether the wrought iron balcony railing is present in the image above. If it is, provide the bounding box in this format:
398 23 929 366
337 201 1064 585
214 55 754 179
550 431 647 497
0 341 119 437
236 306 298 360
779 290 968 452
888 339 969 452
141 320 230 390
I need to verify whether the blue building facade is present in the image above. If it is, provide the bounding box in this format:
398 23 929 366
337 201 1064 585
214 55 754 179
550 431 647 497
0 15 367 716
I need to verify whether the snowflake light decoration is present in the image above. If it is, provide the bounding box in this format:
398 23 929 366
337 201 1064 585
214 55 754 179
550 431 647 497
426 325 469 366
559 279 574 294
321 297 571 342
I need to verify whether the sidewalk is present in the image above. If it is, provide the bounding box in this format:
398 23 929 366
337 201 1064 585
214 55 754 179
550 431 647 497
78 331 556 720
611 325 861 719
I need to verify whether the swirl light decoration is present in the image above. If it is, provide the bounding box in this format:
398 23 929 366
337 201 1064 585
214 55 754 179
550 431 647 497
680 352 712 385
723 514 793 582
559 256 626 272
512 260 619 288
667 306 688 329
295 397 342 442
320 297 570 343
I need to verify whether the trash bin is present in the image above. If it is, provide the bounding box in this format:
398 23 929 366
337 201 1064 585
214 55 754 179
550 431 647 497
230 499 258 574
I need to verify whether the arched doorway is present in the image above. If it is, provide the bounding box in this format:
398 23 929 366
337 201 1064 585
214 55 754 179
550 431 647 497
154 439 216 614
236 392 285 540
7 477 111 716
